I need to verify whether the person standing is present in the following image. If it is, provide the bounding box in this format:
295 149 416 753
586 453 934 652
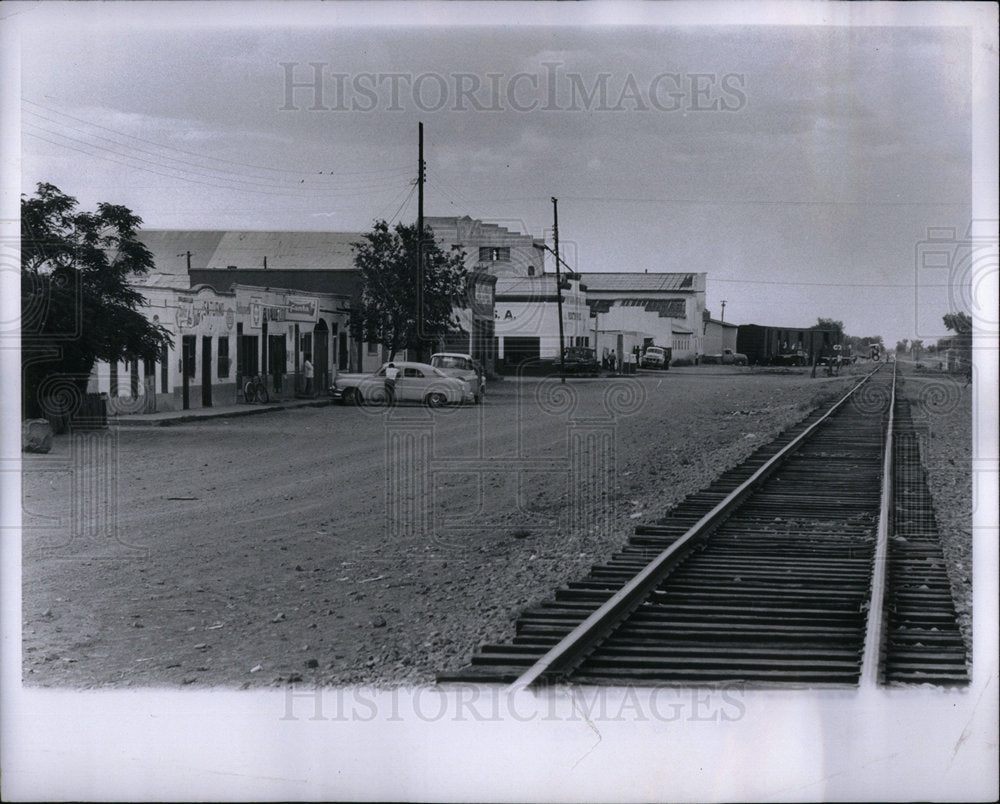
303 354 314 396
384 361 400 405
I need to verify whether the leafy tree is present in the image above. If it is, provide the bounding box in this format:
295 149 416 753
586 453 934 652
941 311 973 370
812 317 844 334
350 220 468 362
943 311 972 337
21 183 172 421
895 339 910 354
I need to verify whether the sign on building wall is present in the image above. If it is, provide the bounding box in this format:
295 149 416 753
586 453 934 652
285 295 319 322
175 294 235 332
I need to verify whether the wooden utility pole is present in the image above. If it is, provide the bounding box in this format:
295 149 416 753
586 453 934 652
552 197 566 381
720 299 727 323
417 122 425 359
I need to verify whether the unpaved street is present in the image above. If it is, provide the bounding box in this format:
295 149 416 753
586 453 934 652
24 366 963 689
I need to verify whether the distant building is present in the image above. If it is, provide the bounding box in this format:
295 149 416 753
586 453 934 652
579 272 707 363
702 311 739 356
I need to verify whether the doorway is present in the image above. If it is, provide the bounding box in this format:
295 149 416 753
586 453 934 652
201 336 213 407
313 319 329 392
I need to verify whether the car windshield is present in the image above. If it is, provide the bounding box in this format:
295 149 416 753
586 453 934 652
433 356 472 370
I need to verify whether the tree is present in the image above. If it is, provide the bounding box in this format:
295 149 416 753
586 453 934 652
942 311 972 371
943 311 972 337
895 339 910 354
812 317 844 334
350 220 468 362
21 183 172 421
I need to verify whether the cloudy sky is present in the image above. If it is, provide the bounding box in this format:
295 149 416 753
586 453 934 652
6 3 997 349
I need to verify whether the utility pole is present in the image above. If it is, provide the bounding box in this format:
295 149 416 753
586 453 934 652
720 299 727 323
552 197 566 382
417 121 425 361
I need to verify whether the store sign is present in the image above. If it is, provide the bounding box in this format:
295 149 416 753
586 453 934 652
175 294 235 331
470 279 495 316
250 298 263 329
285 295 319 322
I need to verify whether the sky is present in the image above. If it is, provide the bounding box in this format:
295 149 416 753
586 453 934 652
5 3 996 350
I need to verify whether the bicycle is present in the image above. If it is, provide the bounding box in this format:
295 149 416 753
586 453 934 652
243 373 269 404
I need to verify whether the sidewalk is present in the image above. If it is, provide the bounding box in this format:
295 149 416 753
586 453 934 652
110 396 335 426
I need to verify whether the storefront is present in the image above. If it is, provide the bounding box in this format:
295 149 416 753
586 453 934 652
91 282 345 414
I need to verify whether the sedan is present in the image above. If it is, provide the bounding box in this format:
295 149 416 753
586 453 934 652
331 361 474 407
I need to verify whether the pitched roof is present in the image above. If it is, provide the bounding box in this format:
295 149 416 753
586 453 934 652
190 268 359 299
578 272 705 293
587 297 687 318
138 230 362 274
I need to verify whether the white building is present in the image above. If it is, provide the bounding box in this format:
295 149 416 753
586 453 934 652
580 272 707 363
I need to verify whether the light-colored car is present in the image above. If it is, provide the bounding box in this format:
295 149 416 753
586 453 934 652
430 353 485 403
330 361 474 407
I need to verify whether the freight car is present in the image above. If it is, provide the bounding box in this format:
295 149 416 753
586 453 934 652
736 324 843 366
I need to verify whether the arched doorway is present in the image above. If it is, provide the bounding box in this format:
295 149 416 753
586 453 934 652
313 319 329 393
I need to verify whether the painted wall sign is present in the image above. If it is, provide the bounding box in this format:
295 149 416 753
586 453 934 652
285 295 319 322
175 295 235 331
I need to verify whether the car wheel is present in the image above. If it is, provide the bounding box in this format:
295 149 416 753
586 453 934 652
343 388 362 406
426 392 447 408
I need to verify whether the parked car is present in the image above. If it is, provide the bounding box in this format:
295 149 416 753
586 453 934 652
640 345 672 370
330 361 474 406
703 348 748 366
560 346 601 376
430 352 485 403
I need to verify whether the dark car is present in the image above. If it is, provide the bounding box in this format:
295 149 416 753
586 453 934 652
560 346 601 376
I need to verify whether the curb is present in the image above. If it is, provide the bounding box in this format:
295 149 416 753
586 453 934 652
110 397 336 427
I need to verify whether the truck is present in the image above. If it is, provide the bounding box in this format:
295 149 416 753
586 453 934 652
703 348 748 366
640 345 672 370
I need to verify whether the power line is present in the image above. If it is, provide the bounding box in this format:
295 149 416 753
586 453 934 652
24 126 413 198
710 277 964 288
22 97 412 179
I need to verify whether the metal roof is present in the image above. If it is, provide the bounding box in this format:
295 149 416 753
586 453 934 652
578 272 705 292
138 229 361 274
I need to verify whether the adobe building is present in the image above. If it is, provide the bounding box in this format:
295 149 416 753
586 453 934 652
91 280 347 414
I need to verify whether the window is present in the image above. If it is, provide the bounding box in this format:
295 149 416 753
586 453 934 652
217 337 230 378
367 341 379 355
403 367 424 378
479 246 510 262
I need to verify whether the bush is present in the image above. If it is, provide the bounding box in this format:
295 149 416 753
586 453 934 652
671 357 695 367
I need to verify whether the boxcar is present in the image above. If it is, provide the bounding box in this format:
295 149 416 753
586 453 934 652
736 324 843 366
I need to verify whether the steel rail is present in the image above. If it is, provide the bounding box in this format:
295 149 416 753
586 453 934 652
860 360 896 686
510 367 883 690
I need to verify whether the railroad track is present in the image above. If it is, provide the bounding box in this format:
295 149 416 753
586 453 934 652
439 365 968 688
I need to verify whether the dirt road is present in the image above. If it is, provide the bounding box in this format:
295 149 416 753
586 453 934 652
22 368 903 688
